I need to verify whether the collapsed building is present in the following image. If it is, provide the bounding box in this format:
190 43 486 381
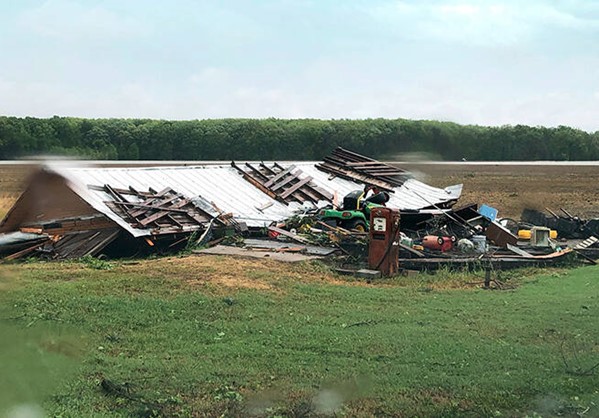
0 148 462 260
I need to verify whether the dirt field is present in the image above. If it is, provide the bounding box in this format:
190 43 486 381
2 162 599 220
0 164 35 219
403 163 599 219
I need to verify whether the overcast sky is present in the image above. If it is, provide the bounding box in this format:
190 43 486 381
1 0 598 131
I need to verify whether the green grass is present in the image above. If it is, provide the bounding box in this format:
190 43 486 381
0 258 598 417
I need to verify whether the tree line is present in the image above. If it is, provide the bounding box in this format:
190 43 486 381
0 116 598 161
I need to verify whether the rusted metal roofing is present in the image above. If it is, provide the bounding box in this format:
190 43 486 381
45 162 462 237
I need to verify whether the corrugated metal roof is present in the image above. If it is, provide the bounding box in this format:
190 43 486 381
299 165 462 211
46 162 462 237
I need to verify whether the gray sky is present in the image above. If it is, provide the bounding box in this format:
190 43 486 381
1 0 598 131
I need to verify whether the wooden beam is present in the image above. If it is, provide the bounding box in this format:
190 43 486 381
315 163 394 191
264 165 296 188
280 176 313 199
128 193 182 217
267 226 311 244
259 163 278 176
138 199 194 226
112 201 190 214
244 163 269 181
270 171 301 192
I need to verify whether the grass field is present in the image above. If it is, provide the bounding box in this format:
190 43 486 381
1 162 599 416
1 256 598 417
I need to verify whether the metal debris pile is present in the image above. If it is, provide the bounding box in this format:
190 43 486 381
1 147 597 272
0 185 239 261
215 200 592 272
0 147 459 263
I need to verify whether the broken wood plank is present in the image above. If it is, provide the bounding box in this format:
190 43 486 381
138 199 196 226
111 201 190 214
316 221 352 235
259 162 278 176
263 165 297 187
2 241 49 261
269 171 301 192
316 163 395 190
244 162 270 181
104 184 127 203
279 176 313 199
256 202 274 212
239 171 281 201
84 230 120 257
506 243 534 257
128 193 182 217
574 236 599 250
399 243 425 258
572 248 597 265
267 226 311 244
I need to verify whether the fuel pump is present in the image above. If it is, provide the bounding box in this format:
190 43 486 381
368 207 400 276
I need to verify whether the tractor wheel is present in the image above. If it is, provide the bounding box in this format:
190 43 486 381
345 219 367 232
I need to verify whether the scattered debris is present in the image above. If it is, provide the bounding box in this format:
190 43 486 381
0 149 596 274
522 208 599 239
193 245 322 263
485 221 518 248
94 185 220 234
574 236 599 250
243 238 339 256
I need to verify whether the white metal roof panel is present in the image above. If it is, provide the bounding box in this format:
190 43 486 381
297 164 462 210
46 162 462 237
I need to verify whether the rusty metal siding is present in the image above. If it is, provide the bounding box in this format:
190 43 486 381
0 170 100 233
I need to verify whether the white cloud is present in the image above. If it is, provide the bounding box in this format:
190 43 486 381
16 0 150 41
1 1 598 132
0 69 598 131
189 68 231 85
439 4 481 16
368 1 599 46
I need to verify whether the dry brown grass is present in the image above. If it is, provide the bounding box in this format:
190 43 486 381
108 254 532 293
116 255 354 292
0 164 31 220
0 193 18 220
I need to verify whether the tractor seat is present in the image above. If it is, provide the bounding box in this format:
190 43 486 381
342 190 364 210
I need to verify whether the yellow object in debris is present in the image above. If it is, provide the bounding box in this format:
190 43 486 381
518 229 557 240
413 245 424 251
518 230 531 240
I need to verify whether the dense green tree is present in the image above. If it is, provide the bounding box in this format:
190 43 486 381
0 116 597 161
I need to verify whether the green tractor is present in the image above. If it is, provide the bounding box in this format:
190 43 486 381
318 189 390 232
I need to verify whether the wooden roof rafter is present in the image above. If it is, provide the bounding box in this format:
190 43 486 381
316 147 411 190
231 161 333 205
96 185 220 235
